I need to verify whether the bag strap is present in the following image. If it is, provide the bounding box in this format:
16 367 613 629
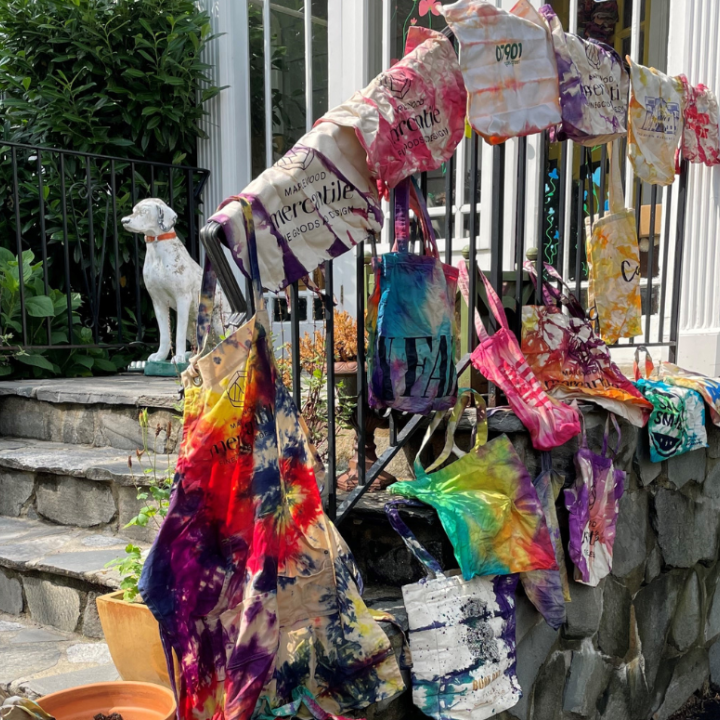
540 450 553 474
608 139 625 215
197 198 265 350
602 412 622 460
633 345 655 381
385 499 445 578
523 261 587 320
413 388 488 476
457 258 512 340
391 178 440 258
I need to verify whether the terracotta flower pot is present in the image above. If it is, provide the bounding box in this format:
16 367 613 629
333 361 358 399
96 592 178 688
37 681 176 720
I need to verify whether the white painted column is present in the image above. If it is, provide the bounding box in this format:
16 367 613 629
668 0 720 374
197 0 252 215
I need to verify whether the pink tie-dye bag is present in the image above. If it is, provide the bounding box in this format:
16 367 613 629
320 26 466 190
678 74 720 166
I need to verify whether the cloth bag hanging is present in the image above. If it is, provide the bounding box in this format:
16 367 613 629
385 499 522 720
520 262 652 428
659 361 720 427
389 389 558 576
442 0 561 145
678 75 720 167
367 177 458 414
519 452 570 630
584 139 643 345
139 200 404 720
627 57 685 186
565 413 625 587
633 347 708 462
320 26 466 190
539 5 628 145
457 258 581 451
209 121 382 293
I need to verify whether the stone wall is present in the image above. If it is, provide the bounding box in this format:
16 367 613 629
344 407 720 720
502 409 720 720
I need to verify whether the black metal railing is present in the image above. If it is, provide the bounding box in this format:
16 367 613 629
0 141 209 351
200 132 689 527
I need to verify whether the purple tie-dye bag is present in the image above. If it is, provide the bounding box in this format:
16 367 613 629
367 177 458 414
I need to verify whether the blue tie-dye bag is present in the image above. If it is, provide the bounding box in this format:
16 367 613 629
367 178 458 415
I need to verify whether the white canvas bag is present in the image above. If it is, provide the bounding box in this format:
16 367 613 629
385 501 521 720
442 0 561 144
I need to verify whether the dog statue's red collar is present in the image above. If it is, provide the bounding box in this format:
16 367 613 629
144 231 177 243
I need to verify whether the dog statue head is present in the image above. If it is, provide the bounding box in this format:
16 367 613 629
121 198 178 239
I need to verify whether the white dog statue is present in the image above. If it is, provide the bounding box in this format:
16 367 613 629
121 198 225 364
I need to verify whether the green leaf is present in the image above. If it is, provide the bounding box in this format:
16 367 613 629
24 295 55 318
92 358 117 372
22 77 31 91
16 353 56 372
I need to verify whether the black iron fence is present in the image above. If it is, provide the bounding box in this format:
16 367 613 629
0 141 209 352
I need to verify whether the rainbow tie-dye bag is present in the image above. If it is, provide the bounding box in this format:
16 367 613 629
367 177 458 414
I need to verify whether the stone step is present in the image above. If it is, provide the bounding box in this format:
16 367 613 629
0 612 119 698
0 437 174 542
0 515 151 636
0 376 183 453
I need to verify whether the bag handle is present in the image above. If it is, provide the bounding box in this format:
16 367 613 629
392 177 441 259
523 261 587 320
602 413 622 460
608 139 625 216
633 345 655 381
413 388 488 476
197 198 265 350
457 258 513 341
385 499 445 579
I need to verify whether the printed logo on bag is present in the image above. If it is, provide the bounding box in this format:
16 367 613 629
277 147 315 172
621 260 641 283
378 71 411 100
641 97 681 135
226 369 247 409
649 388 684 457
495 42 523 66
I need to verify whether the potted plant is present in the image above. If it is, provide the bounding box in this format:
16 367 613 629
97 410 178 688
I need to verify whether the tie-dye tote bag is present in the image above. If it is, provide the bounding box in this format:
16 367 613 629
627 57 685 186
519 452 570 630
320 26 466 190
385 499 522 720
539 5 628 145
367 178 458 413
584 139 643 345
565 413 625 586
210 121 381 293
660 361 720 427
457 258 580 451
678 75 720 167
442 0 561 144
140 200 404 720
521 262 652 427
389 389 558 576
633 347 708 462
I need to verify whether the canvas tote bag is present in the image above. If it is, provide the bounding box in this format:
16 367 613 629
627 57 685 186
521 262 652 427
320 26 466 190
584 139 643 345
678 74 720 167
457 258 581 451
442 0 561 144
539 5 628 145
367 178 458 414
633 347 708 462
210 121 382 293
660 361 720 427
385 499 522 720
565 413 625 587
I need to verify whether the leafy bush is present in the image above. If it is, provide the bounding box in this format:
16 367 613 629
0 248 126 377
0 0 219 160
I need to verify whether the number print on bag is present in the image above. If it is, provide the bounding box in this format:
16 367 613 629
495 42 522 66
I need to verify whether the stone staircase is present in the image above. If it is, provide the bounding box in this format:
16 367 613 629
0 375 183 640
